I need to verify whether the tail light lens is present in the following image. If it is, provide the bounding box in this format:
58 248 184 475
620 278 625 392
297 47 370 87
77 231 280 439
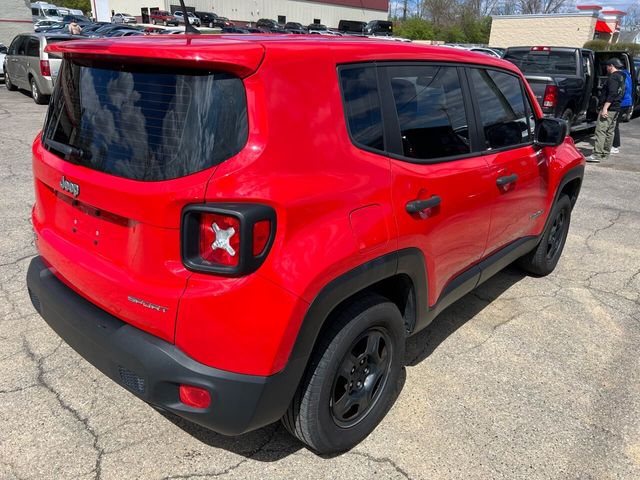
543 85 558 109
199 213 241 267
40 60 51 77
182 203 276 276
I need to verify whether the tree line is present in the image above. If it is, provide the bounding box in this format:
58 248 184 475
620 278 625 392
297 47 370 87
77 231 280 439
391 0 577 43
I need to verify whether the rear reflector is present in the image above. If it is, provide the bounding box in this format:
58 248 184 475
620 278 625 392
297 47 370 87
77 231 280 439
40 60 51 77
543 85 558 109
252 220 271 256
179 385 211 409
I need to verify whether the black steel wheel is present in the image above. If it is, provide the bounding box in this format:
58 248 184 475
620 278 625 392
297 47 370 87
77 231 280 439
330 327 392 427
518 194 572 276
282 294 405 454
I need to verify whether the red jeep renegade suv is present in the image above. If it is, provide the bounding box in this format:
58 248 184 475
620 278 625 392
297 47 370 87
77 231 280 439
27 35 585 454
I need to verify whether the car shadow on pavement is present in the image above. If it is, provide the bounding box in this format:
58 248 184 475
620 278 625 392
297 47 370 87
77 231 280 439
156 409 303 460
405 266 525 367
154 266 527 459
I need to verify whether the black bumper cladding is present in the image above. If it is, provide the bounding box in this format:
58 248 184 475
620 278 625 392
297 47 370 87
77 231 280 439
26 256 295 435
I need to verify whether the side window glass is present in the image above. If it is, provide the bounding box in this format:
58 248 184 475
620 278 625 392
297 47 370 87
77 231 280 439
339 66 384 152
387 65 470 160
14 37 26 56
469 68 532 150
27 38 40 57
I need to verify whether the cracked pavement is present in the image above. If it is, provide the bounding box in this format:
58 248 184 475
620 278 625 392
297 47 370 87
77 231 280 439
1 86 640 480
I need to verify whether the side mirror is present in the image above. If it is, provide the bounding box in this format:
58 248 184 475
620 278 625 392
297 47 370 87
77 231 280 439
534 117 568 147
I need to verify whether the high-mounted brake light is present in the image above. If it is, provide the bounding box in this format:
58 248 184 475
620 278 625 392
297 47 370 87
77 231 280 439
543 85 558 109
40 60 51 77
182 204 276 276
531 46 551 52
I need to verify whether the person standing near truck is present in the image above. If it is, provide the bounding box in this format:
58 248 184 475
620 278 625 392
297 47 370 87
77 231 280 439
611 66 633 154
587 58 626 163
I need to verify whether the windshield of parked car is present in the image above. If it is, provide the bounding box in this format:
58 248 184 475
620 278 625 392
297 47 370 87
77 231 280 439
42 60 249 181
44 9 59 16
503 50 578 76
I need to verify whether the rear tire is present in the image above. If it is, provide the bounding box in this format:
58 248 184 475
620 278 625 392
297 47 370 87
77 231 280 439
561 108 573 129
30 77 47 105
282 294 405 454
517 194 572 276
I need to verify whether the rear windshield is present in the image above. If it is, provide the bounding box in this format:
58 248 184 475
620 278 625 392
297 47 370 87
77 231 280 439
503 50 578 76
42 60 248 181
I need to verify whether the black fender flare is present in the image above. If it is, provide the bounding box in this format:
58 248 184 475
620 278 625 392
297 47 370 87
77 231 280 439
270 248 428 415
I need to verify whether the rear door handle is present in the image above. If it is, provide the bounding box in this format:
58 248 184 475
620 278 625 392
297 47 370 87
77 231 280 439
496 173 518 187
406 195 441 214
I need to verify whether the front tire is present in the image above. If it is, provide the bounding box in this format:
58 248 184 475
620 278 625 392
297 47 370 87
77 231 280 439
5 69 17 91
518 194 572 276
282 294 405 454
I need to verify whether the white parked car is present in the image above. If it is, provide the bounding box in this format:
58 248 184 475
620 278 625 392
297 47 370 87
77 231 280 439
0 43 6 79
173 11 201 26
111 13 136 24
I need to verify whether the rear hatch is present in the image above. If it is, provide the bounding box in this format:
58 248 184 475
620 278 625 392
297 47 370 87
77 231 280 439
33 37 263 342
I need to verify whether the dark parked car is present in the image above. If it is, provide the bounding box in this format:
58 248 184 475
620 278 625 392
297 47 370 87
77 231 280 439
504 46 637 128
284 22 307 34
256 18 286 33
61 14 92 25
338 20 366 35
308 23 328 31
365 20 393 36
195 12 231 28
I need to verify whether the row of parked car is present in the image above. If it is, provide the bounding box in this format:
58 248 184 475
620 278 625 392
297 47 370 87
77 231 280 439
4 23 640 126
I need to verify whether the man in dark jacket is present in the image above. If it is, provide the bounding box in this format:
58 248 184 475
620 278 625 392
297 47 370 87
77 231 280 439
611 67 633 154
587 58 626 163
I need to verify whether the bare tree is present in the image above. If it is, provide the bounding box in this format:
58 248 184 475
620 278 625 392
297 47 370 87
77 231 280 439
422 0 456 25
463 0 502 17
518 0 571 14
622 4 639 29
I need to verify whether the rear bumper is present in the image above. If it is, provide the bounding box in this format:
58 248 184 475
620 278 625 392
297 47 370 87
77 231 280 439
27 256 298 435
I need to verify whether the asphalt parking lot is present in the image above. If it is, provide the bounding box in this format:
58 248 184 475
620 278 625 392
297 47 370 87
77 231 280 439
1 86 639 480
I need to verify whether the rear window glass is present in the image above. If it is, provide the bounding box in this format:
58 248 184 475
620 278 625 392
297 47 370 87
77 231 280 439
503 50 577 75
42 60 248 181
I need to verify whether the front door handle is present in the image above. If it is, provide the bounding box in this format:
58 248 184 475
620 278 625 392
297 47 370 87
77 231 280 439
496 173 518 187
406 195 441 214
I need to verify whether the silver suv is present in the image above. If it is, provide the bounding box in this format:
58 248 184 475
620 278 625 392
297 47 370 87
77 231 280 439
3 34 76 104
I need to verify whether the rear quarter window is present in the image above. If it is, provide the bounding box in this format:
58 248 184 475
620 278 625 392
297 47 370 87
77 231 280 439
339 66 384 152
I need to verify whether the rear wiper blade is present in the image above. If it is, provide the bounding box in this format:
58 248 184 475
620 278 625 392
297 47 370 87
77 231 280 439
43 138 90 162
